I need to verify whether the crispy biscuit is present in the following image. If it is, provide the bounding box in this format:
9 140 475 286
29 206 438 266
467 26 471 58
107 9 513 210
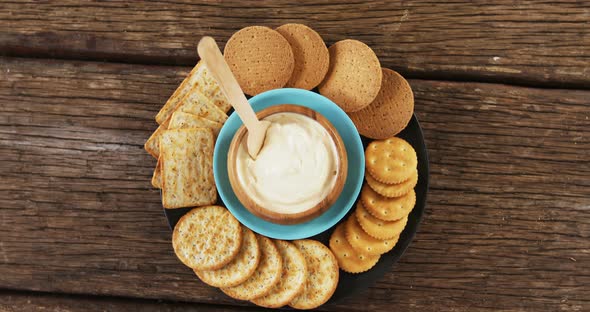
289 240 339 310
355 201 408 240
329 223 379 274
195 227 260 288
361 184 416 221
159 128 216 208
366 137 417 184
151 112 223 188
169 111 223 137
318 39 382 112
344 216 398 256
155 62 231 124
155 62 204 125
366 169 418 198
172 206 242 270
151 157 162 188
177 88 227 124
144 118 170 159
251 240 307 308
224 26 294 96
348 68 414 139
221 236 282 301
275 23 329 90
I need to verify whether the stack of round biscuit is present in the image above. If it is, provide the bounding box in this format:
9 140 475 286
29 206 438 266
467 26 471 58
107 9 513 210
224 24 414 140
329 137 418 273
172 205 340 309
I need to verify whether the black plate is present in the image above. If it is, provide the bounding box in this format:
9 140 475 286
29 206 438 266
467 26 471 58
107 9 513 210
163 114 429 303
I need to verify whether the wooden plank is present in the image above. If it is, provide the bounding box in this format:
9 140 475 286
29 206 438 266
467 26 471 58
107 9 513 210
0 290 260 312
0 57 589 311
1 1 589 87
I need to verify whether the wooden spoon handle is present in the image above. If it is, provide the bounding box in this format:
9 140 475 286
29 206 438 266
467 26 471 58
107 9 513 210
197 36 259 130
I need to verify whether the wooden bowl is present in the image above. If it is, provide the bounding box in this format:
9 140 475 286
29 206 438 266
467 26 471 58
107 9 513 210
227 104 348 225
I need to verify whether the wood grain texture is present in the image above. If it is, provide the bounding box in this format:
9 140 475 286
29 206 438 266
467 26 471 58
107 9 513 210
1 1 589 87
0 290 260 312
0 57 589 311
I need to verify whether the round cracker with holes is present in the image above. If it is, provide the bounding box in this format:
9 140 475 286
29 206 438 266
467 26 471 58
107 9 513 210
361 184 416 221
348 68 414 139
366 137 417 184
251 240 307 308
366 169 418 198
172 206 242 270
224 26 294 96
195 227 260 287
221 235 282 301
276 23 329 90
329 223 380 274
355 201 408 240
318 39 382 112
289 240 339 310
345 216 398 256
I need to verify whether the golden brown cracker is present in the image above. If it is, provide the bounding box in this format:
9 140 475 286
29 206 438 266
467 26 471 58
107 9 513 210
221 235 282 301
344 216 398 256
251 240 307 308
366 169 418 198
159 128 216 208
289 240 339 310
151 157 162 188
318 39 382 112
366 137 417 184
329 223 379 274
275 23 329 90
155 62 204 125
195 227 260 288
176 88 227 124
172 206 242 270
169 111 223 137
155 61 231 124
361 184 416 221
348 68 414 139
224 26 294 96
355 201 408 240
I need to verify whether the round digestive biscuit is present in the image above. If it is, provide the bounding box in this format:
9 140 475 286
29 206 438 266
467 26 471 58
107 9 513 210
361 184 416 221
276 23 329 90
345 216 398 256
224 26 294 96
366 169 418 198
289 240 339 310
366 137 417 184
318 39 382 112
221 235 282 301
348 68 414 139
172 206 242 270
195 227 260 287
329 223 380 274
355 201 408 240
251 240 307 308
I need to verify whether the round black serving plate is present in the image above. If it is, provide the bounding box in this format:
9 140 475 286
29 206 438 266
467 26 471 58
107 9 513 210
163 114 429 303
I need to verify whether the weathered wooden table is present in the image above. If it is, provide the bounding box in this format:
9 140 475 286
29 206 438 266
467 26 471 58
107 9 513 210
1 2 588 311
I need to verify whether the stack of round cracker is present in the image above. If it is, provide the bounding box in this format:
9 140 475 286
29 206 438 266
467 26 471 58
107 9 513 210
172 206 339 309
329 137 417 273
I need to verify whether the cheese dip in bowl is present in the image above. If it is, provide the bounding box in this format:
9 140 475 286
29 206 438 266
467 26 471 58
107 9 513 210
228 104 347 224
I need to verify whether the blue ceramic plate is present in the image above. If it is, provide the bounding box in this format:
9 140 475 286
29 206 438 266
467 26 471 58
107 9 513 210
212 88 364 239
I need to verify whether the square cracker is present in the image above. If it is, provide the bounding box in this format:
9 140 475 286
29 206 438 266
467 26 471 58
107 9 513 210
151 112 223 188
169 111 223 137
155 61 231 124
155 62 204 125
160 128 216 208
144 119 170 159
177 87 228 124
